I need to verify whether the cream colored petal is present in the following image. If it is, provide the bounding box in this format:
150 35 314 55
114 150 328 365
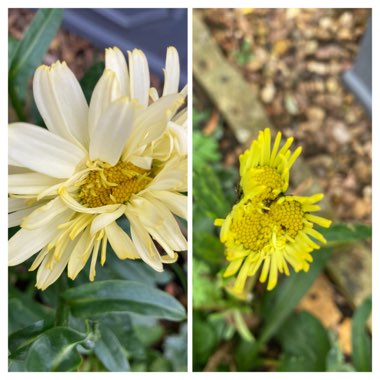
8 209 73 266
123 94 184 160
9 204 41 228
90 205 127 235
163 46 180 96
21 197 68 230
148 190 187 219
130 196 187 254
105 47 130 97
126 211 163 272
9 123 85 178
8 198 38 213
67 226 94 280
88 69 121 136
168 121 188 155
35 238 76 290
172 108 187 126
129 155 152 170
105 221 140 259
89 97 135 166
128 49 150 107
149 87 159 102
144 157 187 192
180 84 188 97
9 172 61 195
33 62 89 148
59 187 120 214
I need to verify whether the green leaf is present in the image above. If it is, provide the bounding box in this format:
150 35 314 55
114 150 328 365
193 315 218 371
25 327 88 371
9 319 53 357
8 34 19 69
106 254 172 285
259 248 331 345
63 280 186 321
193 232 225 264
9 9 63 118
234 247 332 370
94 324 130 372
193 164 230 221
163 324 187 371
326 332 355 371
352 297 372 371
321 223 371 247
193 131 221 171
276 311 331 371
80 61 105 103
193 259 223 309
8 290 53 334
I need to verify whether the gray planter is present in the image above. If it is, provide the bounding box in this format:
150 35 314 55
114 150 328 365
62 8 188 86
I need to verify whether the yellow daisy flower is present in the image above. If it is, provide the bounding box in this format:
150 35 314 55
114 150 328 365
215 129 331 294
239 128 302 204
8 47 187 290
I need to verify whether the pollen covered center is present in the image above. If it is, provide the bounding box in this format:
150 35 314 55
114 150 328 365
269 200 304 239
230 198 304 251
243 166 285 200
78 161 152 208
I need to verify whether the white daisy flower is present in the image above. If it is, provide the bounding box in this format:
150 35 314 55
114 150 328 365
8 47 187 290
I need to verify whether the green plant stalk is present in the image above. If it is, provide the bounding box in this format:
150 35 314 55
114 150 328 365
171 262 187 293
233 310 255 342
55 276 69 326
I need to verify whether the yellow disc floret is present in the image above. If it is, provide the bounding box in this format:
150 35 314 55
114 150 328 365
269 200 304 239
78 161 152 208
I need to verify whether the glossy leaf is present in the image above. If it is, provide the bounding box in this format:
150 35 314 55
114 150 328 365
319 223 371 247
9 9 63 102
9 319 53 358
25 327 88 371
8 291 53 334
276 311 331 371
94 324 130 372
352 297 372 372
63 280 186 321
8 34 18 69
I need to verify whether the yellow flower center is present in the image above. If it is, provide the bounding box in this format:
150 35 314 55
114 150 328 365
242 166 285 200
230 198 304 251
78 161 152 208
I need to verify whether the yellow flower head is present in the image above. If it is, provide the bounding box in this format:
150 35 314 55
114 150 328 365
239 128 302 204
215 128 331 294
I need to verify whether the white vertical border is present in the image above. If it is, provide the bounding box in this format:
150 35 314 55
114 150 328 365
186 6 193 374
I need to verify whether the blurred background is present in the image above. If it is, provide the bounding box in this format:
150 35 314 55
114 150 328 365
193 8 371 372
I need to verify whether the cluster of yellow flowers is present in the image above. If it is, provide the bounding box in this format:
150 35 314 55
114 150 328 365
215 128 331 295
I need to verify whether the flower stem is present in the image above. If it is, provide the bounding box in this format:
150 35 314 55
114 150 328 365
55 276 69 326
171 262 187 293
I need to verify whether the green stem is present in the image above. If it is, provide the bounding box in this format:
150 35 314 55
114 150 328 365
233 309 255 342
55 276 69 326
8 80 26 121
171 262 187 293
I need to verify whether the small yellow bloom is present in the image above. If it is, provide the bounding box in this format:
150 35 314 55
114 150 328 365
215 128 331 293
